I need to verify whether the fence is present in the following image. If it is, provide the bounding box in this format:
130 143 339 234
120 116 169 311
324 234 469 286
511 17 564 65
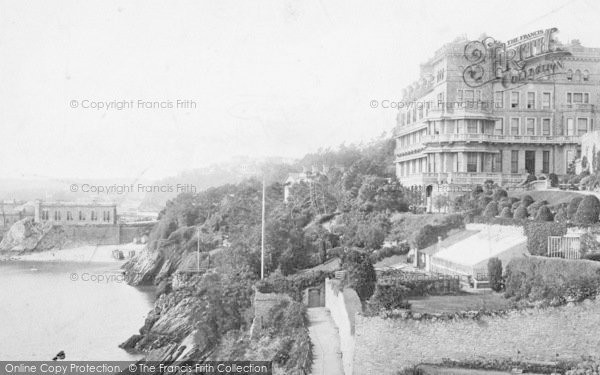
547 235 581 259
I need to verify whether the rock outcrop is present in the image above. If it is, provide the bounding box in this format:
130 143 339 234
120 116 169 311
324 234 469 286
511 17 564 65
0 218 53 252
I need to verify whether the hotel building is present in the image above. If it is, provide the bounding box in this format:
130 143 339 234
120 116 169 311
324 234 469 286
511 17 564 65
393 30 600 209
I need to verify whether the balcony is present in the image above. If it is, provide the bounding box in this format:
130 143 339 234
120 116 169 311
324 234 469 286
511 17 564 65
399 172 528 187
422 133 580 145
559 104 596 112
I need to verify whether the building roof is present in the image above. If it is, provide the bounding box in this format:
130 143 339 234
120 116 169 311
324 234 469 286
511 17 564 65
432 225 526 267
420 230 479 256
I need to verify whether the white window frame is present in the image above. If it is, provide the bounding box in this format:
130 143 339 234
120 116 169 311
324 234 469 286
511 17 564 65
510 117 520 135
525 117 536 136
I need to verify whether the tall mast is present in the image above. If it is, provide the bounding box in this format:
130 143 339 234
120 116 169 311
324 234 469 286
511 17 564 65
197 226 200 272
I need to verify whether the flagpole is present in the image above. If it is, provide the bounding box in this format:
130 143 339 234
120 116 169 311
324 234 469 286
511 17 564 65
197 226 200 272
261 176 266 280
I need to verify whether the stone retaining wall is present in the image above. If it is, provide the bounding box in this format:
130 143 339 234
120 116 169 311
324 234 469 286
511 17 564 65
353 298 600 374
325 278 362 375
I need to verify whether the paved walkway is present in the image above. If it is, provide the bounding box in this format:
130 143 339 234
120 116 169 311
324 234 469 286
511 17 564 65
306 307 344 375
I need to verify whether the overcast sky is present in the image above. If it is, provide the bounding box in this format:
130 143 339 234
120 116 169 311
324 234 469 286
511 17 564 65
1 0 599 180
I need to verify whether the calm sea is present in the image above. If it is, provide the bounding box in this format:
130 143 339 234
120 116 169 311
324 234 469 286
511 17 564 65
0 261 154 360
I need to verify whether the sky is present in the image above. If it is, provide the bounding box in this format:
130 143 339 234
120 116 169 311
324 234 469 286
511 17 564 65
1 0 599 180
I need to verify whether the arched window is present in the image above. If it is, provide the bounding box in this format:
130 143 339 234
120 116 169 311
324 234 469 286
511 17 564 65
566 69 573 80
574 70 582 81
583 70 590 81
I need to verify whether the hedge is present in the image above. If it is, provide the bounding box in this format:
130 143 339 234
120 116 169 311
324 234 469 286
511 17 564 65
504 256 600 302
523 221 567 255
368 284 411 311
255 270 334 300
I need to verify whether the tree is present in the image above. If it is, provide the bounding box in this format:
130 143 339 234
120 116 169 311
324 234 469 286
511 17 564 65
348 258 377 302
535 205 554 221
483 201 499 218
514 206 529 220
433 195 449 212
574 195 600 224
487 257 503 292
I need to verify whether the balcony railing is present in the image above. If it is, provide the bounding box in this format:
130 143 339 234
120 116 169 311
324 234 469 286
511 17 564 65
422 133 580 145
399 172 528 186
559 104 596 112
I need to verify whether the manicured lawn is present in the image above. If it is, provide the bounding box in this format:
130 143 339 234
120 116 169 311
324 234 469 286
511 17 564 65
408 292 513 314
509 190 582 206
418 365 514 375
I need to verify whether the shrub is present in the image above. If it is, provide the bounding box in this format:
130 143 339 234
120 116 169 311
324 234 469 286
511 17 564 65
583 253 600 262
478 195 493 210
499 207 513 219
498 197 512 209
369 243 410 263
511 201 521 210
527 200 548 217
523 221 567 255
525 174 537 184
574 195 600 224
567 196 584 219
483 201 499 218
492 189 508 202
554 206 567 223
548 173 559 187
256 270 334 300
504 257 600 302
513 206 529 220
520 195 534 207
487 257 503 292
534 205 554 222
369 284 411 311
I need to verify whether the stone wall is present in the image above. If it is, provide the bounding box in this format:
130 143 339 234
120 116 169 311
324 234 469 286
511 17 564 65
249 289 290 339
353 299 600 374
325 278 362 375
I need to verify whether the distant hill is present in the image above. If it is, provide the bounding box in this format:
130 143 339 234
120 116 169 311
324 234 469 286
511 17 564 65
138 156 297 212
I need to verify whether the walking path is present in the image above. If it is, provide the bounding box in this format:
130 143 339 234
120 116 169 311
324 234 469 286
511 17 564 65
306 307 344 375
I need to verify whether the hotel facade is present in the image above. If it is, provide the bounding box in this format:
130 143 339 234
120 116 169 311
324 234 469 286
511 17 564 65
393 29 600 208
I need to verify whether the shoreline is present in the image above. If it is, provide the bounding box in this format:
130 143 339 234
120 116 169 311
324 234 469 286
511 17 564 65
1 243 147 263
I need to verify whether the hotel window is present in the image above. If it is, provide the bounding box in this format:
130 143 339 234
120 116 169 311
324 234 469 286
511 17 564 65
103 211 111 222
527 92 535 109
510 118 520 135
54 211 61 221
79 211 85 221
511 151 519 173
574 70 582 81
542 93 551 109
577 118 589 136
494 91 504 108
91 211 97 221
566 118 574 135
494 150 503 172
510 92 519 108
66 211 73 221
437 92 444 109
526 118 535 135
467 153 477 172
566 70 573 80
542 151 550 173
494 119 504 135
583 70 590 81
542 118 551 136
42 210 49 220
467 120 478 133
